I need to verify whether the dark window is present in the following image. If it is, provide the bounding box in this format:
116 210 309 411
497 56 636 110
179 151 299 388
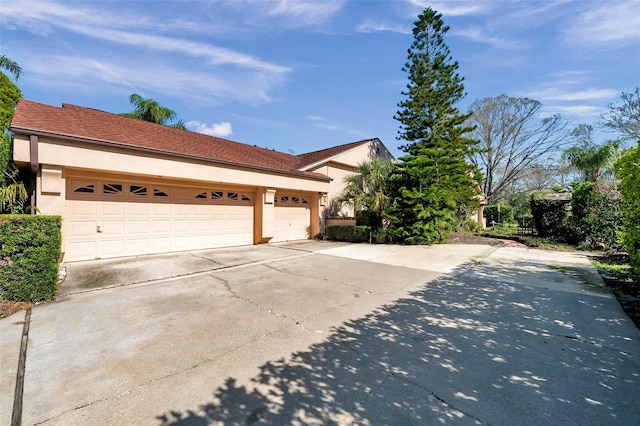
228 192 238 200
130 185 147 196
281 196 289 203
241 194 251 201
212 191 223 200
74 184 95 193
103 183 123 194
292 196 299 203
154 189 169 197
195 191 207 199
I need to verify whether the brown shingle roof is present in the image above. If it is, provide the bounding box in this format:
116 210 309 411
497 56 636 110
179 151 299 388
295 139 375 169
11 100 332 181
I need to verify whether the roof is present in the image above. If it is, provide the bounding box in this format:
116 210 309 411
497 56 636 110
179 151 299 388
11 100 339 182
295 139 376 169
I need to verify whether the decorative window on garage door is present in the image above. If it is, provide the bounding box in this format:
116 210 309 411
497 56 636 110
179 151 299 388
274 193 310 207
193 189 253 206
68 178 254 206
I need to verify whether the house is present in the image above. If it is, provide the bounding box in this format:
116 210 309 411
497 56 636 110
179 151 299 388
11 100 394 262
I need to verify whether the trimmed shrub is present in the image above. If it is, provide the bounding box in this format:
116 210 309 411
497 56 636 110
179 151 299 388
326 225 370 243
483 205 514 225
616 142 640 277
0 215 62 301
530 192 570 239
567 181 622 251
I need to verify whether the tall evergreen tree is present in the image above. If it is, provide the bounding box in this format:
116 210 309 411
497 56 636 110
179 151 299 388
387 8 480 244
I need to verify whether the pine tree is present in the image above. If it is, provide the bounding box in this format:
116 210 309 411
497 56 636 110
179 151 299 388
388 8 480 244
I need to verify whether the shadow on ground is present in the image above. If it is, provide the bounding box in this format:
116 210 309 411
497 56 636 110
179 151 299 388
156 262 639 425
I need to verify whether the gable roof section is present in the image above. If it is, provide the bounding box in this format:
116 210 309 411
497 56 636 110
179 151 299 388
295 138 377 170
11 100 331 182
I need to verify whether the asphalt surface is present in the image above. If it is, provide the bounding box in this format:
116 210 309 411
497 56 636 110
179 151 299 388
1 241 638 425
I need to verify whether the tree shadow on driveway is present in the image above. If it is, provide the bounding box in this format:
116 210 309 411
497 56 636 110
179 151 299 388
157 263 640 425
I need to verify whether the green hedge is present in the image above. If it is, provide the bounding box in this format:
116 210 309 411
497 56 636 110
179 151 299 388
0 215 62 301
616 142 640 277
326 225 370 242
530 193 570 239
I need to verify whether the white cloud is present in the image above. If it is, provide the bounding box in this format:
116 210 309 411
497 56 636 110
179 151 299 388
187 121 233 137
563 1 640 47
266 0 344 23
529 88 620 103
408 0 493 16
355 20 411 34
453 26 529 50
304 115 366 137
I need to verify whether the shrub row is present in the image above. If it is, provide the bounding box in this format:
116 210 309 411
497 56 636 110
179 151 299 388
326 225 370 243
483 205 514 224
0 215 61 301
616 142 640 277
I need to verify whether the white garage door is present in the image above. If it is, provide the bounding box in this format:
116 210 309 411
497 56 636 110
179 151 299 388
272 193 311 242
64 178 254 261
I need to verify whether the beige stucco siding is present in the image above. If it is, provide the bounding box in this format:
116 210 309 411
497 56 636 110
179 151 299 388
14 135 329 194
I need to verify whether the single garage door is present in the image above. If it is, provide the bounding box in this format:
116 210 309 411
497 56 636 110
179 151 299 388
64 177 254 261
272 193 311 242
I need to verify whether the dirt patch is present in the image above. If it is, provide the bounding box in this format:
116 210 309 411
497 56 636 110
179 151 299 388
1 300 33 319
448 232 528 248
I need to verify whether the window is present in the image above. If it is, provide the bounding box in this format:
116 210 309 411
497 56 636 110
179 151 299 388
154 188 169 197
292 196 299 204
103 183 123 195
74 184 95 193
195 191 207 199
241 194 251 202
281 196 289 203
212 191 223 200
227 192 238 200
301 198 309 204
130 185 147 196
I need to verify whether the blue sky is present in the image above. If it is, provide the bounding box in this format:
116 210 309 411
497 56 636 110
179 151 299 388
2 0 639 159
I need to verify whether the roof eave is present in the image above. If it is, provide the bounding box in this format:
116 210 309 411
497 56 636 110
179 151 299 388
11 126 331 183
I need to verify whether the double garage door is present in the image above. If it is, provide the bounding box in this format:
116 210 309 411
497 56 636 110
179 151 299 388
64 177 255 262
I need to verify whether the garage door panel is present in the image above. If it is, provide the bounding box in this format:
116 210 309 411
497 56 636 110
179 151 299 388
127 220 149 235
152 220 172 233
102 239 125 258
66 241 97 262
128 239 149 254
150 204 171 216
173 220 191 233
129 204 149 216
101 220 125 236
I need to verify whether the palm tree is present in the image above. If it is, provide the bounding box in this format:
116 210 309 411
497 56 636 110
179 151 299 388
563 125 621 182
1 54 28 213
0 55 22 80
337 158 394 227
120 94 186 129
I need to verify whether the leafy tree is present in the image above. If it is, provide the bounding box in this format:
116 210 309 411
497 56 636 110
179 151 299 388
1 58 28 213
387 7 480 244
337 158 394 228
615 142 640 276
562 124 621 182
466 94 569 203
601 87 640 142
121 94 187 129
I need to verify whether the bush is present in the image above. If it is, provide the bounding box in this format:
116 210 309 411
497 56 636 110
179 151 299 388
461 219 480 233
483 205 514 224
326 225 370 243
530 192 570 239
0 215 62 301
567 181 622 251
616 142 640 277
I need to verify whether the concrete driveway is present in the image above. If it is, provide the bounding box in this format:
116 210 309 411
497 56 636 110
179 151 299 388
1 241 639 425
